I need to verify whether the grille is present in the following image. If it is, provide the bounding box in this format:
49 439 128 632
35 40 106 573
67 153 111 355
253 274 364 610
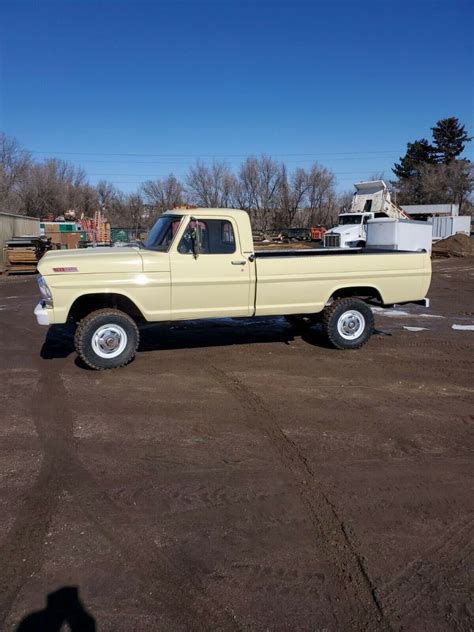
324 234 340 248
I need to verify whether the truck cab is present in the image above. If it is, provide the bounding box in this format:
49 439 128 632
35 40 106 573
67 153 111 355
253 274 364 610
324 212 373 248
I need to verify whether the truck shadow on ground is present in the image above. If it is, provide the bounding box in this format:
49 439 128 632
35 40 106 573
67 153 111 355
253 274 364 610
39 318 337 366
15 586 96 631
138 318 334 352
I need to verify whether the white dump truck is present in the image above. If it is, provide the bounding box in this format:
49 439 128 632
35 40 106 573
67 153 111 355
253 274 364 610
324 180 410 248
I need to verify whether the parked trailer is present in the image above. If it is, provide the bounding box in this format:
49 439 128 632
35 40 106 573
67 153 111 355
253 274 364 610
431 215 471 240
366 218 432 253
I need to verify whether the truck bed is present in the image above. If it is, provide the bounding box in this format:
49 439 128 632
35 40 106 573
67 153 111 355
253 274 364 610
253 248 431 316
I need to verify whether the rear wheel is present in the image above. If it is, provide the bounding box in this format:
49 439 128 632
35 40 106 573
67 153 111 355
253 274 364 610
74 308 139 370
322 298 374 349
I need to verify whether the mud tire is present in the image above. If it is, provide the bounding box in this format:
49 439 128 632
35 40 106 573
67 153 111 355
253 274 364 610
322 297 374 350
74 308 139 370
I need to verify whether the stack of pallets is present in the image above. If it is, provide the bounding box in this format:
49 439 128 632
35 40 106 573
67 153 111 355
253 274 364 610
3 236 52 275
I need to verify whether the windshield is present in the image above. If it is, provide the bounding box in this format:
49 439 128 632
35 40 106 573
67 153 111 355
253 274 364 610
339 214 363 225
143 215 182 251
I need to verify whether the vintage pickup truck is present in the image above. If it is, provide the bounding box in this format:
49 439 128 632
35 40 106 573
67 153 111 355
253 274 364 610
35 208 431 369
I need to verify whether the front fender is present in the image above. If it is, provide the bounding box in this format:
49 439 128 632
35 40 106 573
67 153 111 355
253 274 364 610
44 272 171 324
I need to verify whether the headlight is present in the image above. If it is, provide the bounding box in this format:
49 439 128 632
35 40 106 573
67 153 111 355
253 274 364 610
37 275 53 306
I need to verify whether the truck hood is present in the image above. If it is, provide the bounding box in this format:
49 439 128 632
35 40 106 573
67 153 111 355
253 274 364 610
326 226 361 235
38 246 144 276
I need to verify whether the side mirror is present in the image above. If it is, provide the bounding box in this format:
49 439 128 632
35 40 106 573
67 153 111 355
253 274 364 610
190 218 202 259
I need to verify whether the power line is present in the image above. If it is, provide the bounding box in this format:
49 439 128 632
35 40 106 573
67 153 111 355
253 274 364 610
90 176 373 185
89 173 187 178
85 169 380 178
31 149 403 158
38 155 401 166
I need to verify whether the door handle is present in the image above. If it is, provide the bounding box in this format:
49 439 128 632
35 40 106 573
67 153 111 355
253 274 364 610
231 260 247 265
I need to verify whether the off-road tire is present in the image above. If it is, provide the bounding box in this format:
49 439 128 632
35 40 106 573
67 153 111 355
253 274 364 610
322 297 374 350
74 309 139 370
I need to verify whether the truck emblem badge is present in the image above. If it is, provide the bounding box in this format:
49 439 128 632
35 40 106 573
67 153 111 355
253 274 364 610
52 267 79 272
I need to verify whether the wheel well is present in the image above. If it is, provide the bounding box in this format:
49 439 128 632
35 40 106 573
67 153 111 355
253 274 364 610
68 293 145 323
330 286 383 304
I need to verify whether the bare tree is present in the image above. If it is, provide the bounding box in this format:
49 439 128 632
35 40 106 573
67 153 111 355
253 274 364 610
337 190 354 214
305 164 337 226
393 159 473 213
0 133 32 212
186 162 236 208
235 156 282 230
17 159 91 217
126 193 145 234
418 160 473 212
0 132 342 230
96 180 118 212
234 157 261 212
141 174 184 215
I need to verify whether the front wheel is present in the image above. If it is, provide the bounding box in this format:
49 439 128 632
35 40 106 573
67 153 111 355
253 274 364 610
74 309 139 370
322 298 374 349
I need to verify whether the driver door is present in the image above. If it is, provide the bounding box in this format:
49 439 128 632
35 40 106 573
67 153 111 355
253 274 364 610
169 216 252 319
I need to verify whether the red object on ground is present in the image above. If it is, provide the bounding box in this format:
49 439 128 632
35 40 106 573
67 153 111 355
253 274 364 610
310 226 327 240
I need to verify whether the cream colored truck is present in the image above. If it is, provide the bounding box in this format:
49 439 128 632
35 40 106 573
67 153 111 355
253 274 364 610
34 208 431 370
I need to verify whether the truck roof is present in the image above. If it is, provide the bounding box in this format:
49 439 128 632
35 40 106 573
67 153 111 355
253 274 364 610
163 208 249 217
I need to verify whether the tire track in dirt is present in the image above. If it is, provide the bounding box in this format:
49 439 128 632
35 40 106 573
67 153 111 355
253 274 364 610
379 514 474 627
0 451 62 628
209 364 387 631
0 356 241 631
0 321 62 628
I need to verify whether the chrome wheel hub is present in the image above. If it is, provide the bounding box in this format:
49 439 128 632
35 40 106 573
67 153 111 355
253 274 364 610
337 310 365 340
92 324 128 358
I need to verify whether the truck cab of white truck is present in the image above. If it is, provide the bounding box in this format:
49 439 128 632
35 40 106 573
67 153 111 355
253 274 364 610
324 212 373 248
324 180 410 248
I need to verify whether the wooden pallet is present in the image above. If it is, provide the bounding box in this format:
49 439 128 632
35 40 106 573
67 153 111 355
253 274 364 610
5 246 39 268
5 265 38 275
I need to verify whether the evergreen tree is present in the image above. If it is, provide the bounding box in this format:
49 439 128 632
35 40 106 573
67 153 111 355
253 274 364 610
392 139 435 179
431 117 472 163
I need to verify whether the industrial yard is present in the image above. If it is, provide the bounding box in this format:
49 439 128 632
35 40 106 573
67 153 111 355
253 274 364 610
0 255 472 631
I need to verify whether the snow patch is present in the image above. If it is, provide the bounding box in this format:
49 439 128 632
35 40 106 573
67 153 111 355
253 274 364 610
372 307 444 319
403 326 429 332
452 324 474 331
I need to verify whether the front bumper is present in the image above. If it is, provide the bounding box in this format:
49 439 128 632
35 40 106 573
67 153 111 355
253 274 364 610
34 301 50 326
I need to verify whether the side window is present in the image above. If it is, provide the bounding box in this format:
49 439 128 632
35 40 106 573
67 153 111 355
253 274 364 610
177 219 236 255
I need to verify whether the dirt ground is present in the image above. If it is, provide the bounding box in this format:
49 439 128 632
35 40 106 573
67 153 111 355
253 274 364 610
0 257 473 631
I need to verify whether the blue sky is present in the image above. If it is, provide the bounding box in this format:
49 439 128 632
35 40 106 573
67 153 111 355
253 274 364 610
1 0 473 192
